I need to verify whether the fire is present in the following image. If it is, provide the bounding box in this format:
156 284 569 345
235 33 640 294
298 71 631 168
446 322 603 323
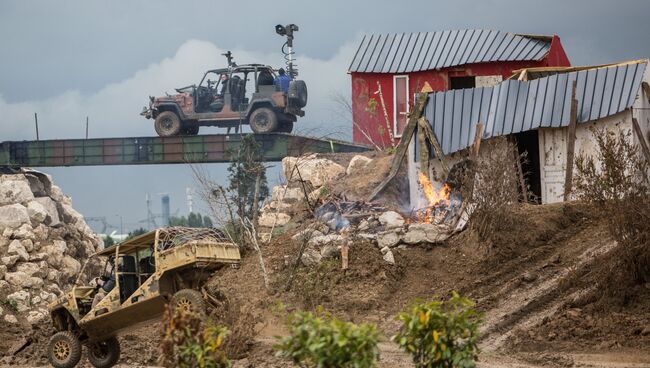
418 172 450 206
414 172 452 224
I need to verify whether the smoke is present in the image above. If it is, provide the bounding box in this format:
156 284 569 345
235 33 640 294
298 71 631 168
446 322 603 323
0 38 358 141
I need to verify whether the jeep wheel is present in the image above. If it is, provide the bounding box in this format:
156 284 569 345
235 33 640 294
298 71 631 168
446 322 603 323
249 107 278 133
155 111 182 137
278 121 294 133
87 337 120 368
48 331 82 368
171 289 206 316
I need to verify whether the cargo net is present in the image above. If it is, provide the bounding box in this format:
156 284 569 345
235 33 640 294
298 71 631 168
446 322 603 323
157 227 233 251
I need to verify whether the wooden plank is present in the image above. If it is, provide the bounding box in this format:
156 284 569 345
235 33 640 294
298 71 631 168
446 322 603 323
367 93 429 201
417 117 449 176
632 117 650 165
470 122 485 158
563 81 578 201
510 136 528 202
643 82 650 103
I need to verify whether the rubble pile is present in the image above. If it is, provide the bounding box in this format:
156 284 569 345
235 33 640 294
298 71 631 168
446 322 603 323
0 170 101 326
260 153 454 266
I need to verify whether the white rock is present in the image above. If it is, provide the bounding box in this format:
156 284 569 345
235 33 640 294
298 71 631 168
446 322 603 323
59 203 84 225
27 200 48 223
300 248 322 266
0 177 34 206
7 290 31 312
291 229 324 241
27 310 46 324
379 211 405 230
0 305 3 315
380 246 391 255
0 264 6 279
1 255 19 267
265 200 293 211
271 185 304 203
26 276 44 289
258 212 291 227
4 271 28 287
308 234 344 247
383 250 395 265
12 223 33 239
4 314 18 324
377 231 401 248
16 262 46 278
8 239 29 261
21 239 34 252
32 224 49 240
60 256 81 277
320 244 340 259
49 185 65 203
29 252 47 262
403 223 451 244
357 233 377 241
24 173 48 197
33 197 60 226
282 156 346 187
346 155 372 175
0 204 30 229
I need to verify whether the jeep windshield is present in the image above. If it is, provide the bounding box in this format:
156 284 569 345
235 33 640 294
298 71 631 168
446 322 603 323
175 85 195 94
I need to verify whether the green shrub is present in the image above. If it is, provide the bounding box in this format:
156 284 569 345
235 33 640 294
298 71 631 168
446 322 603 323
160 309 230 368
392 292 482 368
274 308 380 368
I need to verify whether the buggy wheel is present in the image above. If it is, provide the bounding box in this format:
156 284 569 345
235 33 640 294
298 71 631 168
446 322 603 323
184 124 199 135
249 107 278 133
48 331 82 368
171 289 206 316
278 121 294 133
154 111 182 137
87 336 120 368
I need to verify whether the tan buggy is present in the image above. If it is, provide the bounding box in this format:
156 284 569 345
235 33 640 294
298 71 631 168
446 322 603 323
46 227 240 368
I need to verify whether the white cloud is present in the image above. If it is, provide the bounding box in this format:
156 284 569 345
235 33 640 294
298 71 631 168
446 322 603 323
0 39 356 141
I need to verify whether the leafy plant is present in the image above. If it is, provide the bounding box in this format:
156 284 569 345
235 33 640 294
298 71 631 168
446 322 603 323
392 292 482 368
274 308 380 368
160 308 230 368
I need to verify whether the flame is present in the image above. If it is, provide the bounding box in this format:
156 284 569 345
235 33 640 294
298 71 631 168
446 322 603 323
415 173 451 224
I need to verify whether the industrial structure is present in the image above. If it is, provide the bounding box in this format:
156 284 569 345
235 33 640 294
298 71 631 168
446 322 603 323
348 30 571 147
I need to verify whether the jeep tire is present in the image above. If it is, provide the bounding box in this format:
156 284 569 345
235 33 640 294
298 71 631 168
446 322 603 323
87 336 120 368
278 121 294 133
171 289 206 316
48 331 82 368
288 80 308 108
249 107 278 133
184 124 200 136
155 111 182 137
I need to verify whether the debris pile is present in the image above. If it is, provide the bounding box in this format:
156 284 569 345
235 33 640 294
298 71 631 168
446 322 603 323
0 170 101 327
259 153 458 266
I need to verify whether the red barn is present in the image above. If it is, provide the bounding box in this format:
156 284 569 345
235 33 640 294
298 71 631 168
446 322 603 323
348 30 571 147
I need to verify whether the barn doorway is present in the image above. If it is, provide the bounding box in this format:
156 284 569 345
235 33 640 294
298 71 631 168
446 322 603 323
514 130 541 202
450 76 475 90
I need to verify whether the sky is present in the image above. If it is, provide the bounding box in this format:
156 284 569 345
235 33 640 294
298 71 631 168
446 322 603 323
1 0 650 234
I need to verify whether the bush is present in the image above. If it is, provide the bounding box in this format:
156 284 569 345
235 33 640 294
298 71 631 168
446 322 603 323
392 292 482 368
160 308 230 368
574 128 650 302
274 308 380 368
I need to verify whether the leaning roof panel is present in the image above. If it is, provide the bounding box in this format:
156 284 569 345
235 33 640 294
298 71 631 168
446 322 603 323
421 60 648 155
349 30 553 73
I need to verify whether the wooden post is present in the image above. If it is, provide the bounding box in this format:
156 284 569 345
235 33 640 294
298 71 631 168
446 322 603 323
340 243 349 270
563 81 578 201
417 117 449 176
510 136 528 202
85 116 89 139
367 93 429 202
470 122 485 158
34 113 39 141
632 117 650 165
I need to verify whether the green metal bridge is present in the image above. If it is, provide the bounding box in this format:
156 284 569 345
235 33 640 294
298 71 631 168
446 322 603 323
0 133 370 168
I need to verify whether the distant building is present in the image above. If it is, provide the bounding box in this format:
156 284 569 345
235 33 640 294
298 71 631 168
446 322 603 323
348 30 571 147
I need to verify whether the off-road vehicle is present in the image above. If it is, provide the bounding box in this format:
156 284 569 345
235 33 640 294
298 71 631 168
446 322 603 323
141 61 308 136
46 227 240 368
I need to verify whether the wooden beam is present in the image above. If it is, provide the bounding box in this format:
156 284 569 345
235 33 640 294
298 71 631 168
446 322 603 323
470 122 485 158
510 136 529 202
632 117 650 165
563 81 578 201
367 93 429 201
642 82 650 103
417 117 449 177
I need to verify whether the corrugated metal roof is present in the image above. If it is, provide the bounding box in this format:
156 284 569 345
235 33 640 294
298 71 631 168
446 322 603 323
349 30 552 73
421 60 648 155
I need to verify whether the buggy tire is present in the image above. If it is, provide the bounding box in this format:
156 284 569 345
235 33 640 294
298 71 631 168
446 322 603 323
249 107 278 133
278 121 294 133
155 111 182 137
48 331 82 368
171 289 206 316
87 336 120 368
288 80 308 108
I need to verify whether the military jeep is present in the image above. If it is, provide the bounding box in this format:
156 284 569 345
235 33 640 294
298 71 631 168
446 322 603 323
46 227 240 368
141 63 308 136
